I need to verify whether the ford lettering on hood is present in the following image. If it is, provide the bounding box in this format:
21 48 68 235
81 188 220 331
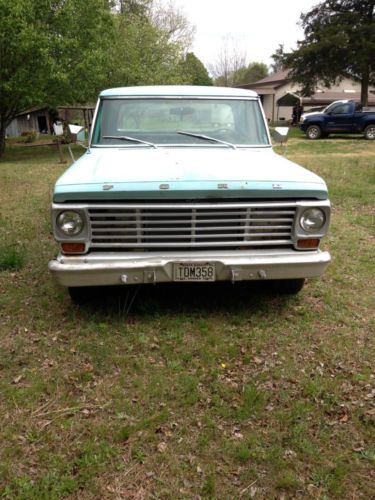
54 147 328 201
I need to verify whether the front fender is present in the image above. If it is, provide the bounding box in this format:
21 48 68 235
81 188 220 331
301 119 326 132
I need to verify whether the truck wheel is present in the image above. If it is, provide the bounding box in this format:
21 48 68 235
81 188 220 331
306 125 321 140
271 279 305 295
364 125 375 140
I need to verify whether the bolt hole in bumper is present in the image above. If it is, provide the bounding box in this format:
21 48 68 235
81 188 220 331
48 249 331 288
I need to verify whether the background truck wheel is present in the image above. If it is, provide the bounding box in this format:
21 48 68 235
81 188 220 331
306 125 322 140
364 125 375 140
270 278 305 295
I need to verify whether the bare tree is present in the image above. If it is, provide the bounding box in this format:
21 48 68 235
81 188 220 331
109 0 151 15
109 0 195 56
209 35 247 87
151 0 195 50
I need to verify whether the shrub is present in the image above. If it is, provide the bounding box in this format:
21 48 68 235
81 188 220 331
0 246 25 271
20 131 38 143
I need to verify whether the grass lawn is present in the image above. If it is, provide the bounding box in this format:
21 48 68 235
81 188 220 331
0 134 374 499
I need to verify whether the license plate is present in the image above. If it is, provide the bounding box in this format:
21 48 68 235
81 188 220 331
174 263 215 282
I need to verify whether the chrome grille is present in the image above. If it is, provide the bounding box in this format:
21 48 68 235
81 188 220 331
87 202 296 249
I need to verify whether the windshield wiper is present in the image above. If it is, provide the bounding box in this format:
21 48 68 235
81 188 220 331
177 131 236 149
103 135 158 148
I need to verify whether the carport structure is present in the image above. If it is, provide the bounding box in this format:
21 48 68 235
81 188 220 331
276 92 302 122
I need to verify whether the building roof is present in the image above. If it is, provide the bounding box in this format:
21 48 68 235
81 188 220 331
277 90 375 107
58 105 95 110
250 69 290 86
302 91 375 106
239 69 290 91
100 85 258 98
16 105 49 117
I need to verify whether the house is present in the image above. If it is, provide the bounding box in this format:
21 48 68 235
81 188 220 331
6 106 53 137
239 70 375 124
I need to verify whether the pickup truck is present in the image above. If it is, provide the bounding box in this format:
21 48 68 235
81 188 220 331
48 86 331 302
300 99 375 140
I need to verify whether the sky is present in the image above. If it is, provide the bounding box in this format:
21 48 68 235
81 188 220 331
161 0 319 69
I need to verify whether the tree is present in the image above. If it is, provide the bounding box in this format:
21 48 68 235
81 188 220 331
179 53 212 86
232 62 268 86
270 44 285 73
0 0 114 155
151 0 195 49
109 0 151 16
209 36 247 87
0 0 195 155
277 0 375 106
209 36 268 87
107 5 189 87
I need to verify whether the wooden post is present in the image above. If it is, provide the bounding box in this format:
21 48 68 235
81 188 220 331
56 137 67 164
83 109 89 131
53 121 67 164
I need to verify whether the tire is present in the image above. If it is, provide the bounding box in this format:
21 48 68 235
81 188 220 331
306 125 322 140
364 124 375 140
270 279 305 295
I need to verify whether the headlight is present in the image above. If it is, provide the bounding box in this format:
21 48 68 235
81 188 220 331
300 208 326 232
57 211 84 236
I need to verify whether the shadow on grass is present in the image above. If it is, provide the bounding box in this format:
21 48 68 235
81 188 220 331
68 281 296 319
294 133 366 142
1 143 83 164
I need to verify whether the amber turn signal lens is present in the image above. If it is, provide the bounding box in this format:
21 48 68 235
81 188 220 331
297 239 320 249
61 242 85 253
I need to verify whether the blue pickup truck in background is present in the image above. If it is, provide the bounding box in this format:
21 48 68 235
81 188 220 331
300 100 375 140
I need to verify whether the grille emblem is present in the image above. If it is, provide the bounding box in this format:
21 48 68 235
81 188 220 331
102 184 114 191
159 183 170 190
272 183 283 189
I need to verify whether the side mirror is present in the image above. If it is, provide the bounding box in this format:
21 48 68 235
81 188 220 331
67 124 87 162
271 127 289 145
68 124 86 144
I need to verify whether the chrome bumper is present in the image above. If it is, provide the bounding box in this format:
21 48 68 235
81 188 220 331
48 249 331 287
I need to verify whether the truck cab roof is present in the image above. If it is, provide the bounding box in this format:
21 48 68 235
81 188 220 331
100 85 259 99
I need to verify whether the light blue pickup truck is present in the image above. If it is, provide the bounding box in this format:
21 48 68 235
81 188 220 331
49 86 331 301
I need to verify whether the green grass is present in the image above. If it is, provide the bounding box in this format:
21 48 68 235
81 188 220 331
0 246 25 271
0 136 374 498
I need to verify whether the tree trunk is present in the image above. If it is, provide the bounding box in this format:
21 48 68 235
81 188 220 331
361 67 369 107
0 120 7 157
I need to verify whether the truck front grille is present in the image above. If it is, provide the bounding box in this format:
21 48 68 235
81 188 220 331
87 202 296 250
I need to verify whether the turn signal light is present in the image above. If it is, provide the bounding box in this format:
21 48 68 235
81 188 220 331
61 242 85 253
297 238 320 249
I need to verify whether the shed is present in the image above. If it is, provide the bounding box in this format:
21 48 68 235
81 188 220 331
57 105 95 131
6 106 52 137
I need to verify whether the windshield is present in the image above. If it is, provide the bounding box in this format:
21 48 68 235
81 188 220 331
323 101 347 114
92 98 269 147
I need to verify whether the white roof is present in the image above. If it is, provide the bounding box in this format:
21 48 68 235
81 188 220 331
100 85 258 98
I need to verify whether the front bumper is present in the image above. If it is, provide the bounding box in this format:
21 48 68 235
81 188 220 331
48 249 331 287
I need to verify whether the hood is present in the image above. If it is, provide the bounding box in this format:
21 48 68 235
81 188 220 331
53 146 328 201
301 111 323 120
